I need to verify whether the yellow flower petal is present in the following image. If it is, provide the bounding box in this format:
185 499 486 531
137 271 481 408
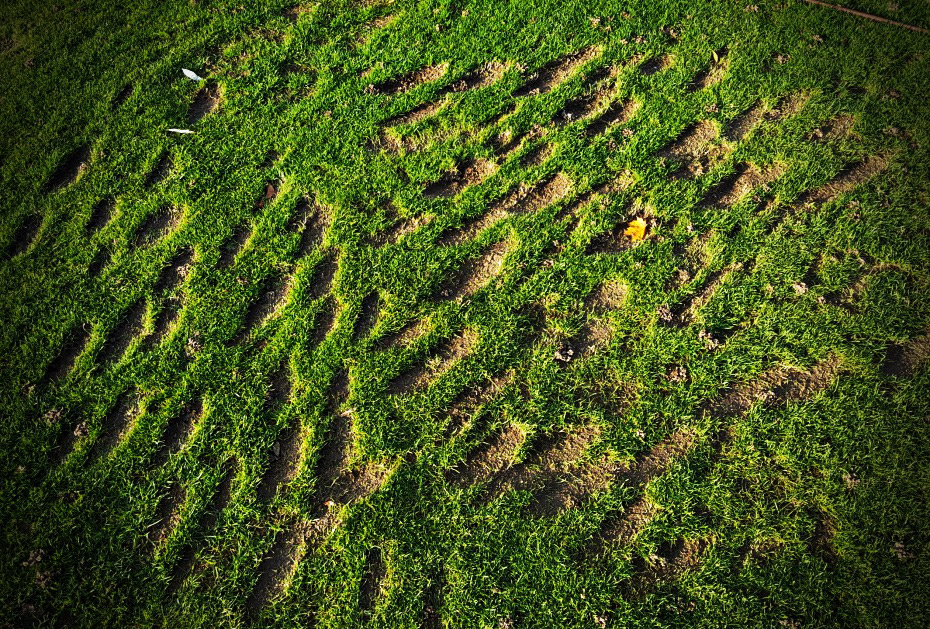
624 217 647 241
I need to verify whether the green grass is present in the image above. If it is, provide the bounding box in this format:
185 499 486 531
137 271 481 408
1 0 929 626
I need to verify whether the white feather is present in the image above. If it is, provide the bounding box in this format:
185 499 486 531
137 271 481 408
182 68 203 81
167 128 195 134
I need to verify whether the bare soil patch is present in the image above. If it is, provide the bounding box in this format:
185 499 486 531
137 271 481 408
353 291 380 340
639 54 673 76
436 240 511 301
585 98 640 136
44 326 90 384
423 158 497 198
389 330 477 393
797 155 888 206
153 398 202 467
443 372 513 439
188 82 220 125
98 299 146 364
149 483 186 547
724 101 766 142
307 252 338 299
359 547 387 616
881 330 930 377
218 223 252 267
134 205 182 247
257 420 303 502
86 197 114 234
7 213 41 257
155 246 194 294
145 152 173 188
45 145 90 192
689 50 728 91
660 120 728 179
310 296 339 349
446 424 526 487
89 392 139 462
702 163 784 207
231 275 288 344
514 47 601 96
370 63 449 94
245 524 304 618
625 537 710 598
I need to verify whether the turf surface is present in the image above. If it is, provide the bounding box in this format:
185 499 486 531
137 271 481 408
1 0 929 626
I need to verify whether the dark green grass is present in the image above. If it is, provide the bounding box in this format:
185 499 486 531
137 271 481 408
1 0 929 626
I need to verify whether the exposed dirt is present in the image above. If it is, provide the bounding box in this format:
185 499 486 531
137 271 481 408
86 197 114 234
670 264 742 325
374 317 432 351
519 142 553 168
188 82 220 125
624 537 710 598
797 155 888 206
153 398 202 467
145 152 173 188
423 158 497 198
88 247 111 277
44 145 90 192
437 206 509 246
702 162 785 207
264 363 293 413
310 296 339 349
436 240 511 301
113 84 133 108
586 279 629 313
446 424 526 487
707 355 843 417
98 299 147 364
353 291 381 340
660 119 729 179
255 181 279 210
443 372 513 439
383 100 446 128
724 101 766 142
359 547 387 615
154 246 194 294
556 82 613 126
7 213 41 257
514 47 601 96
516 172 571 213
389 330 477 393
231 275 288 344
133 205 182 247
881 330 930 377
639 54 673 76
370 62 449 94
257 420 303 502
244 523 304 618
690 50 728 91
218 223 252 267
44 326 90 384
808 113 856 142
89 392 139 462
369 207 432 246
307 252 338 300
149 483 186 547
585 98 640 136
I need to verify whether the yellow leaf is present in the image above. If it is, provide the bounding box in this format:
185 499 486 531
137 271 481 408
624 217 647 242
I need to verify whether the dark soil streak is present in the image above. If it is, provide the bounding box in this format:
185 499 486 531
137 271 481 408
881 330 930 377
231 276 288 345
153 398 202 467
257 420 303 502
45 145 90 192
134 205 182 248
359 547 387 616
245 525 303 618
145 152 173 188
154 246 193 294
188 82 220 125
218 223 251 268
7 213 41 257
86 197 114 234
89 392 138 462
44 326 90 384
514 47 599 96
148 483 186 548
97 299 146 365
353 291 380 340
308 252 338 300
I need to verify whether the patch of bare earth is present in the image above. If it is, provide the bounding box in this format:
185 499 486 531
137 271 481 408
639 54 673 76
353 291 380 340
230 275 290 345
86 197 114 234
588 429 697 550
555 78 614 126
89 392 140 462
155 246 194 294
670 264 742 326
624 537 711 598
724 101 767 142
690 50 728 91
257 420 304 502
586 279 629 314
706 355 843 418
244 522 306 618
442 372 513 439
44 326 90 384
188 82 220 125
388 330 477 394
514 46 601 96
152 398 202 467
290 198 330 257
7 213 42 257
145 152 173 188
796 155 889 207
374 317 432 351
98 299 147 364
881 330 930 377
134 205 183 247
307 252 338 299
148 483 186 548
519 142 553 168
368 62 449 94
359 547 387 616
446 424 526 487
701 162 785 208
218 223 252 267
369 206 432 246
435 240 511 301
808 114 856 142
585 98 640 136
310 296 339 349
423 158 497 198
660 120 729 179
44 145 90 192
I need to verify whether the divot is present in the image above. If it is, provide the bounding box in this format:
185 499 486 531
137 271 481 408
133 205 182 248
585 99 640 136
435 240 511 301
881 330 930 377
660 120 728 179
86 197 114 234
307 252 338 300
145 152 173 188
44 326 90 384
724 101 766 142
359 547 387 615
446 424 525 488
443 373 513 440
231 275 288 344
44 145 90 192
218 223 252 268
88 247 111 277
519 142 552 168
514 47 601 97
369 62 449 94
154 246 194 294
639 54 673 76
353 291 380 340
796 155 888 207
153 398 202 467
310 296 338 349
89 391 139 462
423 158 496 198
389 331 477 394
690 49 728 91
701 163 785 207
257 420 303 502
149 483 186 547
188 82 220 125
7 213 42 258
98 299 146 364
245 524 304 617
624 537 710 597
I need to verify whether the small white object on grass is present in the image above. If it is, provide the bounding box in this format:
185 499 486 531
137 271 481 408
168 128 195 134
182 68 203 81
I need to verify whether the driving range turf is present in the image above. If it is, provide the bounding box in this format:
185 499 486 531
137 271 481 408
1 0 930 626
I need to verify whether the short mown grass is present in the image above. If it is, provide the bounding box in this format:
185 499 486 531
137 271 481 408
1 0 929 627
